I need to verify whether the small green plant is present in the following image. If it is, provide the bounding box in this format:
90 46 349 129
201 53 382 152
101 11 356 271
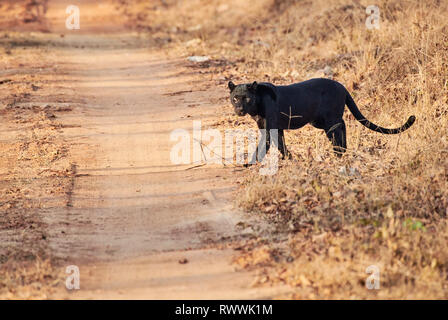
403 218 426 232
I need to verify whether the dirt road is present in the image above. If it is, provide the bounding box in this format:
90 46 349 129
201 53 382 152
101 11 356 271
15 0 288 299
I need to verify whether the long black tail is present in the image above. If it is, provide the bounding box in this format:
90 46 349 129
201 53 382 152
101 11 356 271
345 91 415 134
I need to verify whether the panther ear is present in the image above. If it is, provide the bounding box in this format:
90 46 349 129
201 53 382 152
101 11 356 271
228 81 236 92
248 81 258 92
256 83 277 101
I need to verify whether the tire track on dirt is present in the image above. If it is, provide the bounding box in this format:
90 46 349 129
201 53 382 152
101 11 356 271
40 0 289 299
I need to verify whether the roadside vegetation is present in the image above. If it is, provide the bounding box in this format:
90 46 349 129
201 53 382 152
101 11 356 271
0 1 67 298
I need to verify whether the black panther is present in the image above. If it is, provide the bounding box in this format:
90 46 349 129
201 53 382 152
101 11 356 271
228 78 415 161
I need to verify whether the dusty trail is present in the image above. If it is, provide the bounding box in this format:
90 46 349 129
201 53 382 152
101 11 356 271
34 0 287 299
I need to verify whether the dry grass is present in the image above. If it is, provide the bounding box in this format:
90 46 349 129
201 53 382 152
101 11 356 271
232 0 448 299
0 258 63 299
0 27 74 298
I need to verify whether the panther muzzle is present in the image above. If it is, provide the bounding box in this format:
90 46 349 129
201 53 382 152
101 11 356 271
235 108 246 116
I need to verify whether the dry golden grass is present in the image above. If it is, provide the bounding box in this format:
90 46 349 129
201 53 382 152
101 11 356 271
105 0 448 298
0 26 74 298
0 258 63 299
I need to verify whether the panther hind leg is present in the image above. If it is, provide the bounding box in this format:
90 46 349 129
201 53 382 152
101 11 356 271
325 120 347 156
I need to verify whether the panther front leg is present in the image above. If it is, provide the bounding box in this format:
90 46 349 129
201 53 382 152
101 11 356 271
278 129 292 159
258 128 293 162
246 116 270 166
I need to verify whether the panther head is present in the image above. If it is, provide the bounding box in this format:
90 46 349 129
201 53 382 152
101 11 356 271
228 81 259 117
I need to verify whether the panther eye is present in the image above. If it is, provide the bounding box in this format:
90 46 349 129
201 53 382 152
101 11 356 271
233 97 238 103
